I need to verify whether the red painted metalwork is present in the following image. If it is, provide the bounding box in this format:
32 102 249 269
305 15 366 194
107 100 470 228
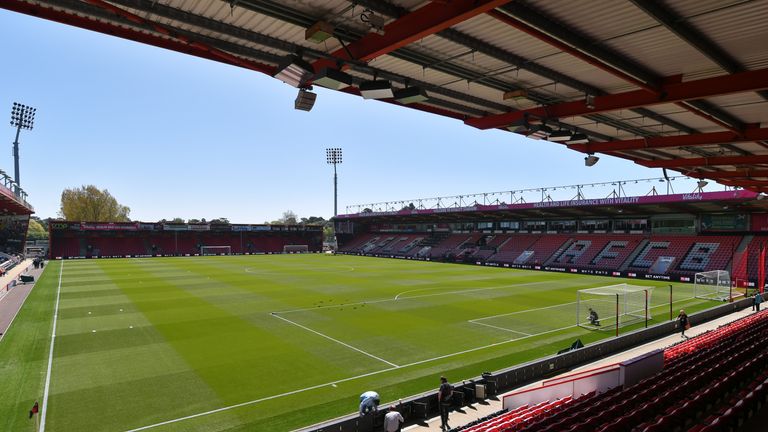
487 10 658 93
637 155 768 168
1 0 276 76
487 10 741 132
569 128 768 153
312 0 512 72
337 87 466 120
465 68 768 130
698 169 768 179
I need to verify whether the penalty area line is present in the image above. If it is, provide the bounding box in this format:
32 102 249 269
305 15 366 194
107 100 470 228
469 321 531 336
270 312 399 368
124 322 579 431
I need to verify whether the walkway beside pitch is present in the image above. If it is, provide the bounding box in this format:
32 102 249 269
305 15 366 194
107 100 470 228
0 259 38 341
405 305 756 431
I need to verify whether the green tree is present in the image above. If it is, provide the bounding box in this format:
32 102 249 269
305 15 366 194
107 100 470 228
300 216 326 225
27 218 48 240
59 185 130 222
279 210 298 225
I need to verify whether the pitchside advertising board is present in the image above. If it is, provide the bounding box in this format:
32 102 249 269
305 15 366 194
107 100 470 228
338 252 720 284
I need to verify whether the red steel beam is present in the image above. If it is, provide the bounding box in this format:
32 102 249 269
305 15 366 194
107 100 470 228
0 0 276 76
487 10 657 93
312 0 512 71
338 86 467 120
637 155 768 169
465 67 768 130
487 10 742 133
718 179 768 187
697 169 768 179
569 128 768 153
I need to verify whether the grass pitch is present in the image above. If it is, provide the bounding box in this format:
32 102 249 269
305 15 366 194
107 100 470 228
0 255 716 431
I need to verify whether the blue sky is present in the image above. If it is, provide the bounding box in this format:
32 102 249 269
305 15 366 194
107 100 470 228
0 9 677 223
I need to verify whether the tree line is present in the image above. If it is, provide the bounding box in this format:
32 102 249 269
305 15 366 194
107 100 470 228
27 185 334 240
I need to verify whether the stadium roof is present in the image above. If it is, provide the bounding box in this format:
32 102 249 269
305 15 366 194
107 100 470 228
6 1 768 190
335 189 768 222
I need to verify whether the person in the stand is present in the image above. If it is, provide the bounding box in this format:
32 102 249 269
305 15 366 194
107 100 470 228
677 309 690 338
754 291 763 312
359 390 380 416
588 308 601 326
438 376 453 431
383 405 404 432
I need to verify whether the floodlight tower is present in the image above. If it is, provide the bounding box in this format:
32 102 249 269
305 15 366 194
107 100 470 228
326 148 342 216
9 102 36 190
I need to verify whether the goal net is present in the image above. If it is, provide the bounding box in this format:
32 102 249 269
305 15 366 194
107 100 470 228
694 270 734 301
200 246 231 256
577 284 653 330
283 244 309 253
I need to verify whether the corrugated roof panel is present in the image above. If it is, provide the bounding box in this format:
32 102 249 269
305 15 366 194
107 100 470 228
602 25 719 77
533 52 639 94
684 0 768 70
526 0 659 43
662 0 749 17
452 14 563 66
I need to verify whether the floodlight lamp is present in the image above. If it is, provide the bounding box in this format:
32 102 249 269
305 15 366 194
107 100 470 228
393 86 428 104
697 180 709 189
274 55 314 88
313 68 353 90
567 133 589 145
359 80 393 99
584 154 600 167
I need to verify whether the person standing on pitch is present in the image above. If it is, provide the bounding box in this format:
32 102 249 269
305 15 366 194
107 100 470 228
676 309 690 338
384 405 404 432
438 376 453 431
754 291 763 312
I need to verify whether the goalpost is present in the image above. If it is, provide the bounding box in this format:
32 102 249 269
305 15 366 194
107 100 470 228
577 284 653 335
200 246 232 256
283 244 309 253
694 270 738 301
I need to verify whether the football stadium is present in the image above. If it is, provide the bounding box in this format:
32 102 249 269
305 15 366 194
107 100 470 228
2 1 768 432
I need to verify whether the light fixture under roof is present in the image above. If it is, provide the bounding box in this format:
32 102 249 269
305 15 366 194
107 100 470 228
567 133 589 144
393 86 428 104
305 21 334 43
584 154 600 167
312 68 353 90
548 130 572 142
294 88 317 111
697 180 709 189
359 80 393 99
274 55 314 88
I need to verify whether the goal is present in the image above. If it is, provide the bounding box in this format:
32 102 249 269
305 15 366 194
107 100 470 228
577 284 653 332
694 270 735 301
283 244 309 253
200 245 231 256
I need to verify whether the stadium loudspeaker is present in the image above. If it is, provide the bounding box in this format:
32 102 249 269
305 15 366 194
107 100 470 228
584 154 600 167
295 89 317 111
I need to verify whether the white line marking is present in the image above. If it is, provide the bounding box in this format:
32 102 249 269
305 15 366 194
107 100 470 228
271 313 399 368
470 301 578 322
394 280 551 301
277 281 556 314
0 265 50 343
470 321 532 336
40 260 64 432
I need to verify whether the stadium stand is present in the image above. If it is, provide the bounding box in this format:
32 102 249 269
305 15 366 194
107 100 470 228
49 222 323 258
448 310 768 432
